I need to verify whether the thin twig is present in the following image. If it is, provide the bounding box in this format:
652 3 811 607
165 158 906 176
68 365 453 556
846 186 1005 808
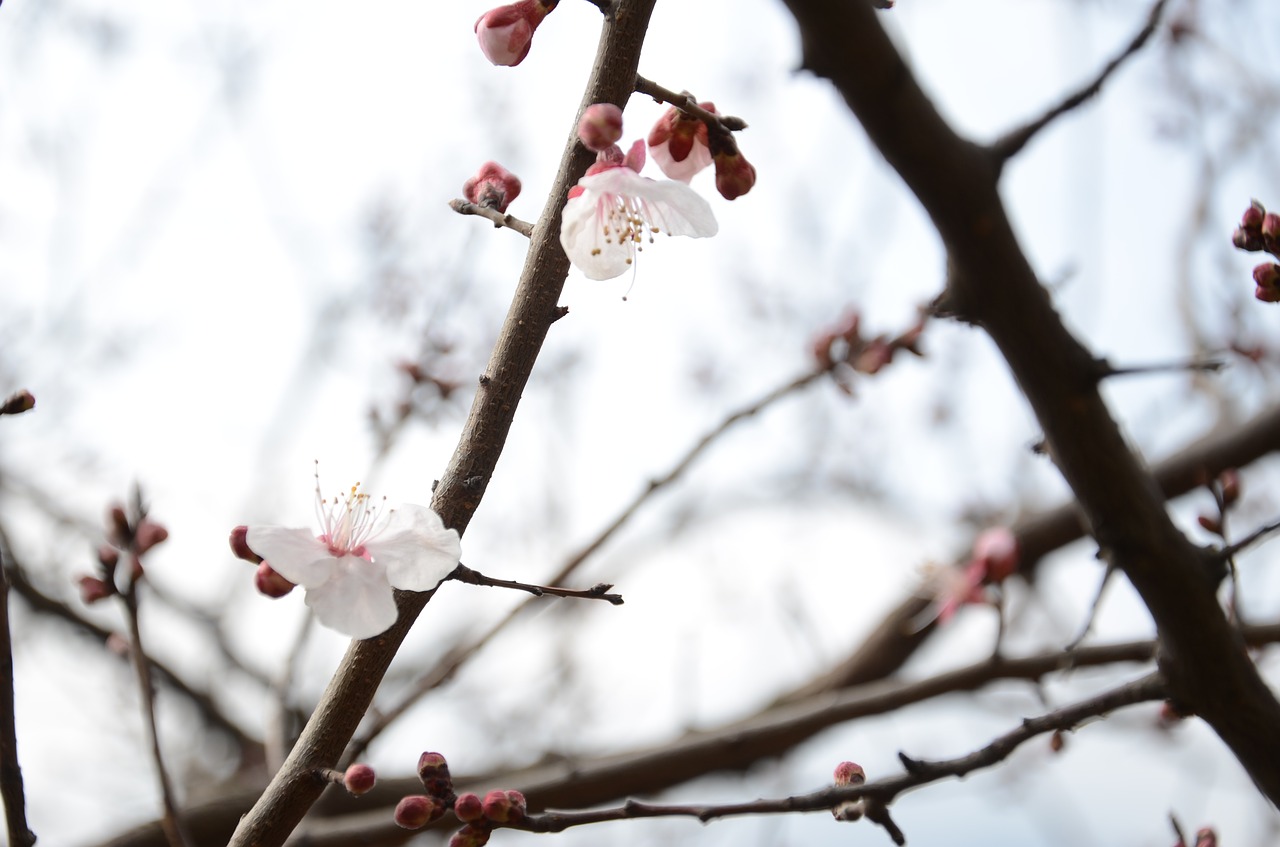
1097 357 1225 378
990 0 1170 165
448 199 534 237
1219 517 1280 560
1065 563 1117 651
122 583 191 847
343 368 825 763
448 563 624 605
633 74 749 131
0 544 36 847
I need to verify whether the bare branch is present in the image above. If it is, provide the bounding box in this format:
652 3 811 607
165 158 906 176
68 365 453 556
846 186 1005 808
447 563 624 605
990 0 1170 165
448 199 534 238
0 538 36 847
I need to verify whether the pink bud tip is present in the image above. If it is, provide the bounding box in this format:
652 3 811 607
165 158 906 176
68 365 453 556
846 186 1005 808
475 0 557 67
108 504 131 547
1194 828 1217 847
450 824 493 847
394 795 437 830
78 575 114 605
454 792 484 823
833 761 866 786
713 149 757 201
578 103 624 152
254 562 296 598
229 526 262 563
972 526 1020 582
481 789 513 822
97 544 120 571
504 790 527 819
133 520 169 556
1242 201 1266 230
463 162 522 213
343 764 377 795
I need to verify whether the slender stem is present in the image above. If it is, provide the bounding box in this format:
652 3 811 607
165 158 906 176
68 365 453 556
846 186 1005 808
448 199 534 237
0 542 36 847
122 583 190 847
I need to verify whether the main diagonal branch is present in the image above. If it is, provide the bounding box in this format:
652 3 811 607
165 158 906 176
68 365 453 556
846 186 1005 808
226 3 659 844
780 0 1280 804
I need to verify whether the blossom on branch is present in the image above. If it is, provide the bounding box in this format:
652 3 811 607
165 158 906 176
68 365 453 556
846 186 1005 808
560 139 717 280
463 161 522 213
647 104 714 183
243 479 461 639
474 0 558 67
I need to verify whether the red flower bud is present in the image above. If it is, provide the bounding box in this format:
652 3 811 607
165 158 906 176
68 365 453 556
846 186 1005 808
474 0 557 67
578 103 624 152
454 792 484 823
712 148 756 201
78 575 114 605
450 824 493 847
394 795 438 830
133 520 169 556
229 526 263 563
481 789 513 822
0 389 35 416
463 162 522 213
417 751 454 799
254 562 296 598
343 764 377 795
833 761 866 786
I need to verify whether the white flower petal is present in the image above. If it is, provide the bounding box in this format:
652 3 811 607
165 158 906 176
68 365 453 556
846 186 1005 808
373 504 462 592
304 556 398 639
560 167 718 281
650 140 713 183
244 526 335 588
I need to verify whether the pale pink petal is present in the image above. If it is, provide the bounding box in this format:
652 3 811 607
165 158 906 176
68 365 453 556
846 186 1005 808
304 556 398 639
244 526 335 588
373 504 462 592
650 139 712 183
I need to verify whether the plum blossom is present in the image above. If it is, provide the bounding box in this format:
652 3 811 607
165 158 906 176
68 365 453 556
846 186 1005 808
647 104 714 183
245 480 461 639
474 0 557 67
560 138 717 280
922 527 1021 625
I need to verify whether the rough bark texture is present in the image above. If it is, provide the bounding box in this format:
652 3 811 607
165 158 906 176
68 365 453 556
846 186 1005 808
779 0 1280 805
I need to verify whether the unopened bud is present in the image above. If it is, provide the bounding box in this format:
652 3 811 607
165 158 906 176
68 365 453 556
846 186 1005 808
1197 514 1223 536
578 103 624 152
1218 468 1241 506
1242 200 1266 230
97 544 120 573
1263 212 1280 245
481 789 513 823
712 147 757 201
454 792 484 823
1194 827 1217 847
343 764 377 795
78 575 114 605
254 562 296 598
450 824 493 847
474 0 557 67
463 162 522 213
833 761 865 786
108 504 132 547
394 795 438 830
504 790 527 820
417 751 454 799
1049 730 1065 753
229 526 263 564
972 527 1020 582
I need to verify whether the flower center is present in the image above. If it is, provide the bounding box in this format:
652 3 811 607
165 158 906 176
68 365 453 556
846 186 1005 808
314 469 386 558
591 191 662 264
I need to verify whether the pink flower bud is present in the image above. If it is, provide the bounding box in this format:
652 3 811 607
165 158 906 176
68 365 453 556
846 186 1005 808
133 520 169 556
97 544 120 572
833 761 865 786
463 162 522 213
1242 200 1266 230
578 103 624 152
712 147 756 201
481 789 513 822
1194 828 1217 847
394 795 437 830
971 527 1019 583
417 751 454 799
450 824 493 847
254 562 296 598
229 526 263 564
107 504 132 547
474 0 557 67
343 763 377 795
1219 468 1241 506
78 575 114 605
504 790 527 820
454 792 484 823
1253 262 1280 290
648 105 714 182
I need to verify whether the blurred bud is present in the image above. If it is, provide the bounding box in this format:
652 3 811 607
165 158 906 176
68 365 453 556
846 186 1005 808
1263 212 1280 246
107 504 132 547
474 0 557 67
394 795 438 830
853 339 894 375
833 761 866 786
504 790 527 820
463 162 522 213
1219 468 1241 506
1232 226 1262 251
1242 200 1266 230
78 575 114 605
712 146 757 201
133 520 169 556
0 389 35 416
454 792 484 823
1049 730 1065 753
450 824 493 847
972 527 1020 582
229 526 263 564
343 764 377 795
578 103 624 152
832 799 864 822
254 562 296 598
1197 514 1223 536
481 789 514 823
1194 827 1217 847
1253 262 1280 289
97 544 120 573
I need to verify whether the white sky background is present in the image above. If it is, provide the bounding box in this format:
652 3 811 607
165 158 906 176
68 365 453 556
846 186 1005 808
3 0 1280 845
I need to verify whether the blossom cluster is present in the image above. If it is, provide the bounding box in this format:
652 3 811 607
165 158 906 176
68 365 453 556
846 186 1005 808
392 750 529 847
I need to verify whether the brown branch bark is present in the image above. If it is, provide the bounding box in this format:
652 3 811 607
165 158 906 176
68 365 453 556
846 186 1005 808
225 3 660 844
779 0 1280 805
